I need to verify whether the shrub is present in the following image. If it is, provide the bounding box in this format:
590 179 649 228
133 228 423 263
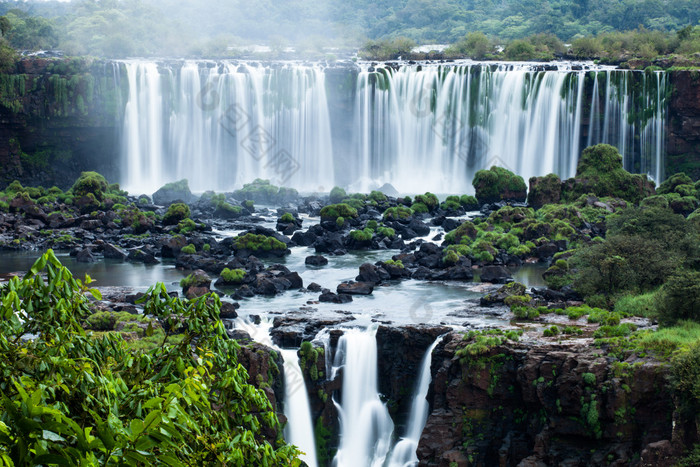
459 195 479 210
336 216 345 227
656 270 700 326
614 292 658 319
443 221 478 245
443 250 460 265
411 202 429 214
543 325 560 337
280 212 295 223
163 202 191 225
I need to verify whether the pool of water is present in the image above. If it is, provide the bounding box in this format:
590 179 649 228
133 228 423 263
0 240 546 327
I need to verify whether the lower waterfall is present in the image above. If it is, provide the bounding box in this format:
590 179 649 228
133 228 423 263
332 327 395 467
387 336 444 467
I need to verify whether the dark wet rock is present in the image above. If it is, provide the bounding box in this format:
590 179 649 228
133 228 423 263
127 248 160 265
307 282 323 292
231 284 255 299
305 255 329 266
319 291 353 303
292 229 318 246
76 248 96 263
219 301 239 319
337 281 374 295
80 219 102 230
535 242 559 260
377 183 399 197
270 313 356 347
356 263 390 284
417 335 677 467
480 265 512 284
481 282 527 306
103 242 128 261
182 269 211 299
428 264 473 281
152 179 195 205
314 232 344 253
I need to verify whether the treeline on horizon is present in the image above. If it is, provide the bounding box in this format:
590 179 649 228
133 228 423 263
0 0 698 59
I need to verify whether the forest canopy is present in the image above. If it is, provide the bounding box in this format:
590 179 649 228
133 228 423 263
0 0 698 57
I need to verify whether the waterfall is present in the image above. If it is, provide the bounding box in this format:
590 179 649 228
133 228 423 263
118 60 669 194
387 336 444 467
281 349 319 467
332 327 395 467
119 60 334 194
233 319 317 467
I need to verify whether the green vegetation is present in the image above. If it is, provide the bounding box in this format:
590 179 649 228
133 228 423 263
329 186 347 204
71 171 108 201
320 203 358 221
0 250 300 464
383 206 413 221
233 233 287 252
280 212 295 223
383 259 404 269
472 166 527 205
349 228 373 242
181 244 196 255
162 202 191 225
220 268 246 284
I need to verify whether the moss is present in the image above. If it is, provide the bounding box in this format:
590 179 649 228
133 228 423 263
562 144 655 204
460 194 479 210
234 233 287 252
657 172 693 195
163 202 191 225
414 192 439 210
543 325 560 337
349 228 374 242
280 212 295 223
336 216 345 227
180 273 209 288
444 221 478 245
411 202 429 214
473 166 527 205
72 171 108 201
177 218 198 234
443 249 461 265
181 244 196 254
377 226 395 238
383 205 413 221
383 259 404 268
528 173 562 208
369 190 387 203
220 268 245 284
329 186 347 203
320 203 358 221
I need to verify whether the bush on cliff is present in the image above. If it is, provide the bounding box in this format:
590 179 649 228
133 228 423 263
472 166 527 205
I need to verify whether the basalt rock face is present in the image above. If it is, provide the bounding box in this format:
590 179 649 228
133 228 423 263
667 71 700 181
0 58 122 188
418 333 681 467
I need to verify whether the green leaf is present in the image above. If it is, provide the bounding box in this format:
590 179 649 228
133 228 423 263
42 430 66 442
32 454 71 466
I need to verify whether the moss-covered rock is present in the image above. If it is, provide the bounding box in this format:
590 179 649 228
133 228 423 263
72 171 108 201
163 202 190 225
320 203 358 221
152 179 194 205
657 172 693 195
562 144 655 204
233 233 288 254
383 205 413 221
444 221 478 245
329 186 347 203
528 173 562 208
473 166 527 205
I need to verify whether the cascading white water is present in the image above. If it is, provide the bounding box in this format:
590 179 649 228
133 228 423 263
119 60 669 194
280 349 319 467
332 327 394 467
120 60 334 194
233 319 317 467
387 336 444 467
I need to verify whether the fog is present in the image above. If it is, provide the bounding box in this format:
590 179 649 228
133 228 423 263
0 0 365 58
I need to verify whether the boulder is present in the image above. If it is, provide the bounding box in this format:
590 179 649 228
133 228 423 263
103 243 128 261
305 255 329 266
319 291 353 303
480 265 512 284
76 248 96 263
337 281 374 295
152 179 195 205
